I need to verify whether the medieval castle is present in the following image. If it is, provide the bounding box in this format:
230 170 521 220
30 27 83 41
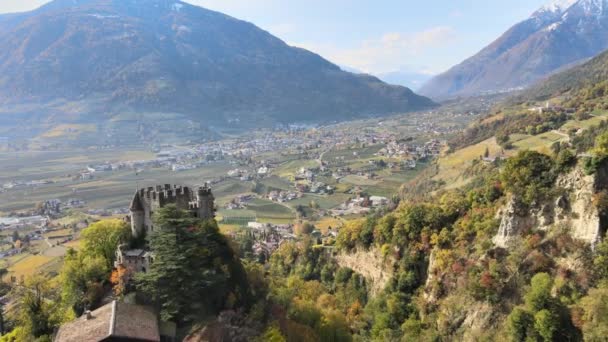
128 184 215 238
116 184 216 276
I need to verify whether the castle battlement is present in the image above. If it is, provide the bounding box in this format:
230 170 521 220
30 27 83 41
140 184 193 202
129 183 215 238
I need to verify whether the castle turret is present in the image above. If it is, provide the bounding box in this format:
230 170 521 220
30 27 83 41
196 185 215 220
129 191 145 238
129 184 215 240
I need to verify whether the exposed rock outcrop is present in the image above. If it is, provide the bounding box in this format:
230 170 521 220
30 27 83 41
493 164 607 248
493 198 537 248
335 248 394 295
423 249 443 303
556 165 602 244
460 302 496 341
184 311 260 342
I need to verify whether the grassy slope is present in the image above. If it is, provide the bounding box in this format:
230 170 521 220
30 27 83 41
521 49 608 101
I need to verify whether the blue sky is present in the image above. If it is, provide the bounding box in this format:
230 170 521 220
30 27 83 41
1 0 549 76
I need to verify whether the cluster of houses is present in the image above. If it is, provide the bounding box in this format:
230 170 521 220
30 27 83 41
332 195 390 216
1 179 53 191
85 207 130 216
82 148 227 179
36 198 86 217
225 194 254 210
216 132 315 159
227 168 253 181
239 221 343 260
528 102 576 114
244 222 297 259
266 190 301 203
0 215 48 231
295 167 315 181
377 139 442 160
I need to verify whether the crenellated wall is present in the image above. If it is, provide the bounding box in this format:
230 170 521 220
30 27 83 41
130 184 215 237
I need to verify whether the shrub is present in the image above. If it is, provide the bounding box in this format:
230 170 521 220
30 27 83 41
507 307 534 342
525 273 554 312
501 151 556 206
534 309 558 342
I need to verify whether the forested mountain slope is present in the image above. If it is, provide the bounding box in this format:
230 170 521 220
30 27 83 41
0 0 434 127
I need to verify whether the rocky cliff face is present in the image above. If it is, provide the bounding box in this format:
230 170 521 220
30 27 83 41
335 248 394 296
493 163 607 248
493 198 538 248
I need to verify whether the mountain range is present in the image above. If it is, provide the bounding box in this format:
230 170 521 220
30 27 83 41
420 0 608 100
0 0 435 130
522 48 608 101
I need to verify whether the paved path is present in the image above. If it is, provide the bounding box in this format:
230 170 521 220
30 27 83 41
551 130 570 140
317 145 333 167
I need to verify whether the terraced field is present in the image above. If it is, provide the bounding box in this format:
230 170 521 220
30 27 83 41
5 254 55 281
434 113 608 189
434 137 505 188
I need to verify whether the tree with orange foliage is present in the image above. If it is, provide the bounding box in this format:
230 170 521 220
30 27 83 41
110 265 130 296
346 300 362 325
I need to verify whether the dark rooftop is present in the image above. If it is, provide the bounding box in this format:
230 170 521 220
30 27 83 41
54 301 160 342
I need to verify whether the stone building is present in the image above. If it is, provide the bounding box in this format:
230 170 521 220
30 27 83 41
115 247 153 275
129 184 215 238
115 184 215 276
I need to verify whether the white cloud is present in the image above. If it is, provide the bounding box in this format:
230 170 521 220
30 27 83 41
293 26 457 75
0 0 49 13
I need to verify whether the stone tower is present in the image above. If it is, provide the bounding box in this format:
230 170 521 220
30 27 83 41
195 185 215 219
129 184 215 238
129 193 146 238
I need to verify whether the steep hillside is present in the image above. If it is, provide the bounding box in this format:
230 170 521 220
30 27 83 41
522 49 608 101
445 46 608 153
0 0 435 128
254 50 608 339
420 0 608 99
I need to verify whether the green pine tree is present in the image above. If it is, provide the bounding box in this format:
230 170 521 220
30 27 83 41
136 205 250 323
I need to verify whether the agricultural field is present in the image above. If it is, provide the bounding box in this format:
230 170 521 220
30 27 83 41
0 151 236 213
5 255 56 281
273 160 319 179
38 124 97 140
561 113 608 131
0 139 429 225
0 101 486 232
511 131 565 152
434 137 505 188
434 111 608 189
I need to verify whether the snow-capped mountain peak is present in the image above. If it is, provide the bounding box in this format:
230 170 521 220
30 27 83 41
574 0 606 15
535 0 577 15
420 0 608 99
